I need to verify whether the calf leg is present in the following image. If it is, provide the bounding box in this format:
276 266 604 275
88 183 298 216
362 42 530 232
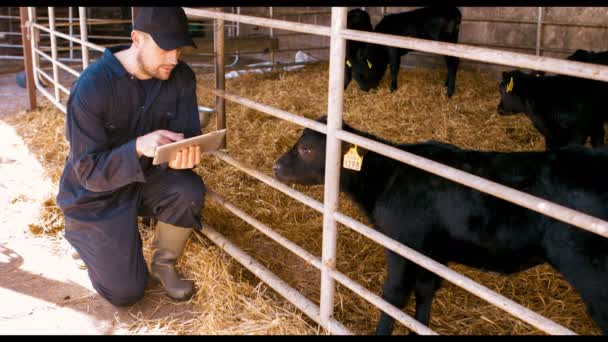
376 250 418 335
444 56 460 98
413 269 443 328
388 48 403 92
545 234 608 334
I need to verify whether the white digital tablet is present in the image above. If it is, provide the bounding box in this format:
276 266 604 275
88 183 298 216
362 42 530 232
152 129 226 165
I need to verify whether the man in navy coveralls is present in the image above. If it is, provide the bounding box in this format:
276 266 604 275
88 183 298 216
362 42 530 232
57 7 205 306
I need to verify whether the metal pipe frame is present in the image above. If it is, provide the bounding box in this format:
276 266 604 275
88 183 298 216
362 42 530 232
536 7 543 56
47 7 60 102
196 221 352 335
36 67 70 96
33 47 80 78
185 7 608 82
318 7 346 328
68 7 73 60
78 7 89 69
208 146 576 335
205 187 436 335
31 22 104 53
213 7 226 147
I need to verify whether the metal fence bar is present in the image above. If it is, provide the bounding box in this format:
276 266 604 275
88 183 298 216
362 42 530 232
206 188 437 335
340 28 608 82
31 22 104 52
27 7 44 98
214 7 226 147
210 150 324 212
319 7 346 328
196 222 352 335
33 47 80 77
78 7 89 69
214 90 327 135
335 129 608 239
536 7 543 56
36 67 70 95
184 7 331 37
463 16 608 30
47 7 60 102
68 7 74 59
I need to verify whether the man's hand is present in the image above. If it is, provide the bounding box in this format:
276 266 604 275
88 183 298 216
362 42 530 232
168 145 200 169
135 130 184 158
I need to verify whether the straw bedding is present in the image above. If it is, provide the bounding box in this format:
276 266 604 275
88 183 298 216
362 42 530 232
5 61 602 335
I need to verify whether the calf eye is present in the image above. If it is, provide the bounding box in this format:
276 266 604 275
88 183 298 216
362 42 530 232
298 146 312 155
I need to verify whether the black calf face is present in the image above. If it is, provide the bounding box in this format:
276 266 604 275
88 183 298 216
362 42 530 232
497 72 527 116
351 54 386 92
274 129 327 186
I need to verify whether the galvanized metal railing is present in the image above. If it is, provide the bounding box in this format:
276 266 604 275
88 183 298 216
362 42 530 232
183 6 608 336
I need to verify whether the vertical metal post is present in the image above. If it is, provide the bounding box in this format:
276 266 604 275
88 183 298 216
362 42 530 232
9 7 13 40
68 7 74 60
320 6 347 328
381 7 386 15
19 6 36 110
236 7 240 37
78 7 89 69
269 7 275 65
131 7 140 28
536 7 543 56
214 7 226 148
48 7 60 102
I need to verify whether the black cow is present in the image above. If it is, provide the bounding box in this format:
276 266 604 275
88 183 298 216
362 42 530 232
567 49 608 65
344 9 374 91
344 7 461 97
497 70 608 150
273 115 608 335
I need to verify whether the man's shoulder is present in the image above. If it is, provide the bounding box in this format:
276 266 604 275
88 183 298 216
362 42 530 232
76 60 111 88
171 61 196 82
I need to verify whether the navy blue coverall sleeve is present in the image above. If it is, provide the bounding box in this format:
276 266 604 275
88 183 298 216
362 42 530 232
66 75 145 192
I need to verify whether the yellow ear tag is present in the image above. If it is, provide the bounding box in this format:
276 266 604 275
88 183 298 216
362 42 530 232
506 76 514 93
346 59 352 68
366 59 373 69
343 144 363 171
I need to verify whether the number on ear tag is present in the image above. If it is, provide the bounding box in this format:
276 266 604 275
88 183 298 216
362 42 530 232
343 145 363 171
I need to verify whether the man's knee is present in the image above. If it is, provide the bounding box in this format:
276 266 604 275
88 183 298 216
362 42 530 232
169 171 206 207
92 274 147 307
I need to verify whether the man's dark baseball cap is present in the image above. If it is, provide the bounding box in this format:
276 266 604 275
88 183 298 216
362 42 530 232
134 7 197 51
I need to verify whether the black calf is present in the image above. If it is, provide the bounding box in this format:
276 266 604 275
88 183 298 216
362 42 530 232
497 70 608 150
344 7 461 97
274 115 608 335
567 49 608 65
344 9 374 90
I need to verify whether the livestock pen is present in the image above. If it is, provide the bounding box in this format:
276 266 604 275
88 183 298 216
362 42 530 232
7 6 608 335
